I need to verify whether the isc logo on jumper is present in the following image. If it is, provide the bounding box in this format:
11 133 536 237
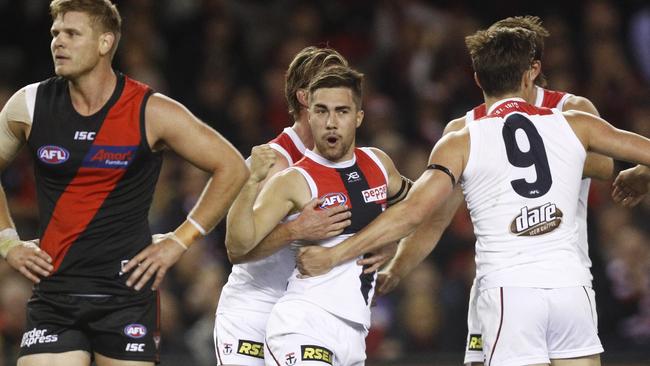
37 145 69 164
74 131 96 141
83 145 137 169
124 324 147 339
319 192 348 209
510 202 563 236
362 184 386 203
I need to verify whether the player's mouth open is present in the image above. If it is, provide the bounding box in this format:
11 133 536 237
326 135 339 145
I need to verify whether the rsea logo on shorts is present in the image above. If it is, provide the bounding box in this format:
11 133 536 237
37 145 69 164
237 339 264 359
319 192 348 209
510 202 563 236
124 324 147 339
82 145 138 169
21 328 58 348
467 334 483 351
301 345 333 365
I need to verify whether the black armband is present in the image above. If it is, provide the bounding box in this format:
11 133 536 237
387 175 414 206
426 164 456 186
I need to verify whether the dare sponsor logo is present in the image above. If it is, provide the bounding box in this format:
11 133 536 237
124 324 147 339
467 334 483 351
83 145 137 169
510 202 563 236
37 145 69 164
237 339 264 359
319 192 348 209
20 328 58 348
362 184 387 203
301 345 333 365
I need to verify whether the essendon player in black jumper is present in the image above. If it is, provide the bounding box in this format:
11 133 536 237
0 1 247 365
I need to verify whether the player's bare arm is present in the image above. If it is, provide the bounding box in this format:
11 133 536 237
225 144 277 258
563 95 614 180
0 88 54 283
565 110 650 169
297 131 469 277
124 93 248 290
227 167 313 258
229 197 351 264
376 116 467 293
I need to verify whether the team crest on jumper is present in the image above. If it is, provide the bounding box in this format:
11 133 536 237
37 145 69 164
510 202 563 236
319 192 348 209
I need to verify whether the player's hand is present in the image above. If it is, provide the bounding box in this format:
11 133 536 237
296 245 335 277
124 234 187 291
6 240 53 283
357 242 398 274
375 270 401 297
289 198 351 241
249 144 276 183
612 166 650 208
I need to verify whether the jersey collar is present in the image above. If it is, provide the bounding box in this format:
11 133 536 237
305 149 356 168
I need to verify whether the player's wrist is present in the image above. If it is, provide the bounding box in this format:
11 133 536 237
0 228 21 259
173 219 205 249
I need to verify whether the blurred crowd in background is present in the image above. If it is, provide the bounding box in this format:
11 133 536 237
1 0 649 365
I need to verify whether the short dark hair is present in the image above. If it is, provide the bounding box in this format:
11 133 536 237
285 47 348 120
50 0 121 57
489 15 550 87
465 27 537 97
308 65 364 109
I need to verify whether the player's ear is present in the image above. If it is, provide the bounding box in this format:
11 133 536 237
356 110 364 128
98 32 115 56
473 72 482 89
297 89 309 109
530 60 542 81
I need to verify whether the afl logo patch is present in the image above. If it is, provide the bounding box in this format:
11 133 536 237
319 192 348 209
124 324 147 339
37 145 69 164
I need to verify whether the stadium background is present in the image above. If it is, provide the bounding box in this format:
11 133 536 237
0 0 649 365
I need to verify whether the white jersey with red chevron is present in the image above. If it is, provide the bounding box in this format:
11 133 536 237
461 98 592 290
465 87 592 275
277 148 389 328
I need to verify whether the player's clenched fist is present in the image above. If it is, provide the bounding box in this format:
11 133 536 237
249 144 277 183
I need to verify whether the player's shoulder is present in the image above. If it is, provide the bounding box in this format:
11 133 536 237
444 116 467 135
562 95 599 116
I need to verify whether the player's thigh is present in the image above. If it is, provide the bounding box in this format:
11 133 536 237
551 354 600 366
215 311 268 366
477 287 550 366
94 352 154 366
547 287 602 360
266 302 344 366
17 351 91 366
88 293 160 364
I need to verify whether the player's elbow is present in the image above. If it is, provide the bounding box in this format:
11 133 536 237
224 235 254 262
